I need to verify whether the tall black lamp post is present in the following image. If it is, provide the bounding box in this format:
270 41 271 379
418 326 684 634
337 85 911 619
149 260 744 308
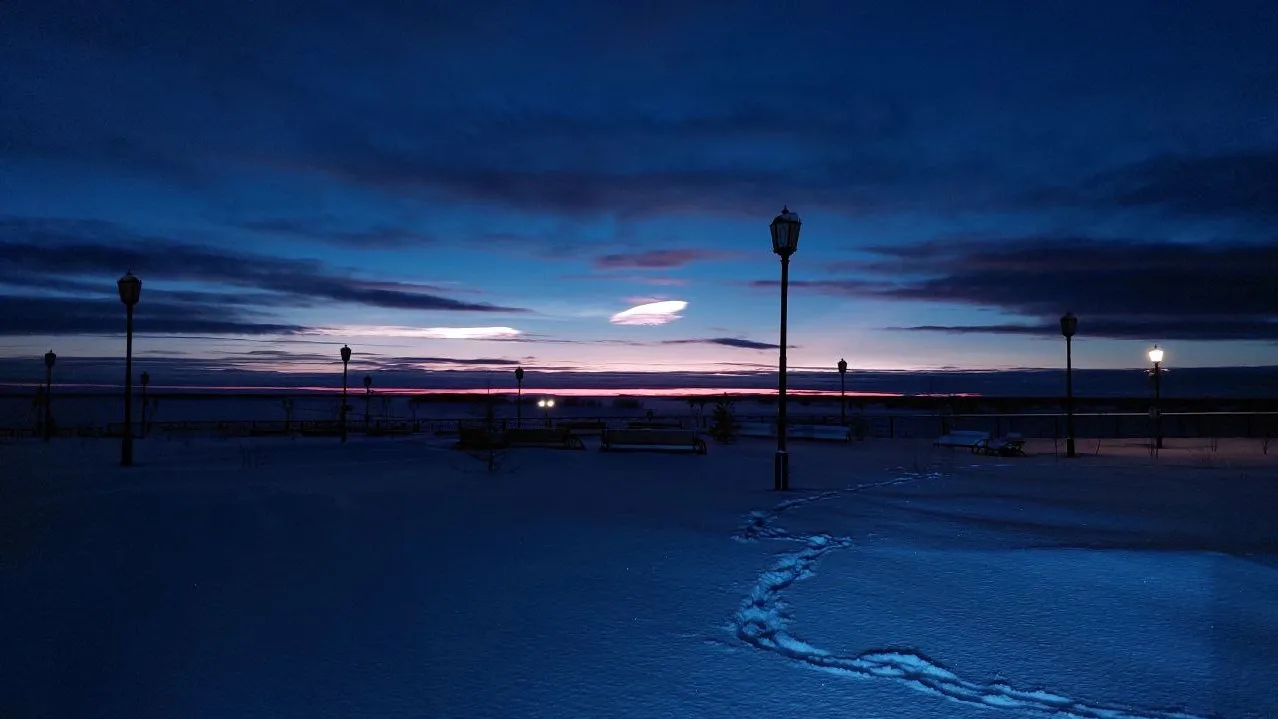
1060 312 1077 458
140 370 150 438
340 345 352 443
363 374 372 431
118 271 142 467
770 206 801 491
1148 345 1164 449
43 350 56 442
514 366 525 428
837 358 847 426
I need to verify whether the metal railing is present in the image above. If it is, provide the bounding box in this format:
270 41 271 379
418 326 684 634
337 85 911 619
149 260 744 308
3 411 1275 444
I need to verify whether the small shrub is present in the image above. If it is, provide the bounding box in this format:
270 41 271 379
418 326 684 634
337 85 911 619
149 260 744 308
709 395 739 443
465 389 510 474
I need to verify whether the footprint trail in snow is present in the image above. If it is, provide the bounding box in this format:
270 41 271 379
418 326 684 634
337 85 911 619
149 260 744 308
728 472 1218 719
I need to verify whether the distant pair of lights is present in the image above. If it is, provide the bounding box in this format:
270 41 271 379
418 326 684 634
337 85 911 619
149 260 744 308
537 399 556 409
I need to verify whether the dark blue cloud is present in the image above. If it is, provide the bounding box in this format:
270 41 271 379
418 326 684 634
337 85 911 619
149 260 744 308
595 250 735 269
888 320 1278 342
0 295 306 336
663 338 781 350
1091 153 1278 220
755 236 1278 340
12 1 1273 222
0 217 528 315
237 218 437 250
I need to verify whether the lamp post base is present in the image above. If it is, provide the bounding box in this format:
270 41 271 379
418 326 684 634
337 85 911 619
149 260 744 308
1065 438 1076 458
121 435 133 467
773 450 790 491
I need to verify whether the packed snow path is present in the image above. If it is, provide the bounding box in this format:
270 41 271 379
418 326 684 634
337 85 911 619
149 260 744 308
729 472 1216 719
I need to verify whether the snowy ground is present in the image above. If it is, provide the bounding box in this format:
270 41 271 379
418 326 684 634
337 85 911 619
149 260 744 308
2 436 1275 719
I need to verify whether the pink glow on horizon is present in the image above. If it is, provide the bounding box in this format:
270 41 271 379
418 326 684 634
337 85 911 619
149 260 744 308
0 382 968 398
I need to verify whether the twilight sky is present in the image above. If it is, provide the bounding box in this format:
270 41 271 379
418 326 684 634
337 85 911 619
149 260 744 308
2 0 1276 385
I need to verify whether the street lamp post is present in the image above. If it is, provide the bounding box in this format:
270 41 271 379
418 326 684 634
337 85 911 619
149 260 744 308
117 271 142 467
770 207 801 491
514 367 525 429
1148 345 1164 450
538 398 554 428
140 371 150 438
43 350 56 442
363 374 372 432
340 345 352 443
1060 313 1078 458
837 358 847 427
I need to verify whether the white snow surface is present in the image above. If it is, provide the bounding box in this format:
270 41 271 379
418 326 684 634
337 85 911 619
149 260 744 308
2 436 1275 718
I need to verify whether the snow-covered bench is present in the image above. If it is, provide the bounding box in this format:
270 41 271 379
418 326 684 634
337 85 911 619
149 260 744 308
558 420 607 435
795 425 852 442
933 430 991 449
974 433 1027 456
506 427 586 450
601 428 706 454
735 423 851 441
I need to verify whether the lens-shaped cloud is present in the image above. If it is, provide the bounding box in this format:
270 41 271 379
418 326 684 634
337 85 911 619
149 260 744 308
314 325 522 339
609 300 688 326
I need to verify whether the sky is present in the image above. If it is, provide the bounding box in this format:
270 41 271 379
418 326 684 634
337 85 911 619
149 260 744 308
1 0 1276 388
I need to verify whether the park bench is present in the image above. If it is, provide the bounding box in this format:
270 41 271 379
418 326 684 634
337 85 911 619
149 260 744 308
736 422 851 441
505 427 586 450
557 420 608 435
933 430 991 449
790 424 852 442
600 428 707 454
974 433 1027 456
455 427 508 450
627 420 683 429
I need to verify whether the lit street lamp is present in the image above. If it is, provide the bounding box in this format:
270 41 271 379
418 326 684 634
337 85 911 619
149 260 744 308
1148 345 1164 450
363 374 372 431
117 271 142 467
340 345 352 443
1060 313 1077 458
537 398 555 428
514 366 525 428
837 358 847 427
43 350 56 442
140 370 150 438
770 206 801 491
